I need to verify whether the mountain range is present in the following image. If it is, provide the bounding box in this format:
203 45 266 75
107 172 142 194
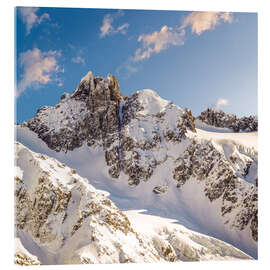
15 71 258 264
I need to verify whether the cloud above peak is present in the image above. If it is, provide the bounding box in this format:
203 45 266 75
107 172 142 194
100 11 129 38
117 11 233 77
133 11 233 62
214 98 229 108
16 48 62 96
134 26 185 62
18 7 50 35
71 56 85 65
181 11 233 35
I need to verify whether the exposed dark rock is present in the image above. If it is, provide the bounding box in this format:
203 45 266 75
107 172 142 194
198 108 258 132
173 139 257 240
182 108 196 133
153 185 168 194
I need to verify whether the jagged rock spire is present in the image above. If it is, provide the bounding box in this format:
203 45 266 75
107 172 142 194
72 71 122 104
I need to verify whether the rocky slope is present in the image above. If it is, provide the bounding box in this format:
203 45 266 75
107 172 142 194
17 71 258 258
15 142 251 264
198 108 258 132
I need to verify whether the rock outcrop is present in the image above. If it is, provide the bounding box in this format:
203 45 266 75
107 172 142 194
26 72 123 152
173 139 257 241
198 108 258 132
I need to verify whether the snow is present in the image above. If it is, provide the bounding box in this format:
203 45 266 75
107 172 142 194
26 94 88 134
124 210 178 233
80 71 94 83
14 237 40 264
14 142 251 264
195 126 258 151
195 119 233 133
15 142 167 264
16 124 257 258
136 89 171 115
124 210 251 261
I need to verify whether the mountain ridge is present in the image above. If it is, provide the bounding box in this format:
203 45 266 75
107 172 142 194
197 108 258 132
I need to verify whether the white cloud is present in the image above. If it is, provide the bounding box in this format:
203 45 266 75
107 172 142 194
100 14 113 37
116 23 129 35
18 7 50 35
17 48 62 96
220 12 234 23
181 11 233 35
214 98 229 108
117 11 233 76
132 11 232 63
100 11 129 38
71 56 85 65
134 26 185 62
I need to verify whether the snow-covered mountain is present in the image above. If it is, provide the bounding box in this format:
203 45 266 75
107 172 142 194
15 71 258 261
15 142 251 264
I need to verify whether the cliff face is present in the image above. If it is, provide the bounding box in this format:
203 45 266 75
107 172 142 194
18 72 258 258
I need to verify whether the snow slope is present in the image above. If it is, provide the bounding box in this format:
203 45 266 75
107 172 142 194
14 142 165 264
14 142 251 264
124 210 251 261
195 120 258 151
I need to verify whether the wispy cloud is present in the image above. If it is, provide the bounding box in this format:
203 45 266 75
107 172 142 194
181 11 233 35
17 48 62 96
71 56 85 65
117 11 233 76
69 45 87 65
214 98 229 108
134 26 185 62
18 7 50 35
100 11 129 38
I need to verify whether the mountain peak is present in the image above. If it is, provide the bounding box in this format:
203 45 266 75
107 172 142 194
134 89 171 115
71 71 122 106
80 71 94 83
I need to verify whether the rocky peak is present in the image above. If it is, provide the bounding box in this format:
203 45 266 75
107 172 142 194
72 71 122 105
25 72 125 152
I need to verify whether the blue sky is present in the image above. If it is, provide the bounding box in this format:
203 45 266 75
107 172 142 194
15 7 257 123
